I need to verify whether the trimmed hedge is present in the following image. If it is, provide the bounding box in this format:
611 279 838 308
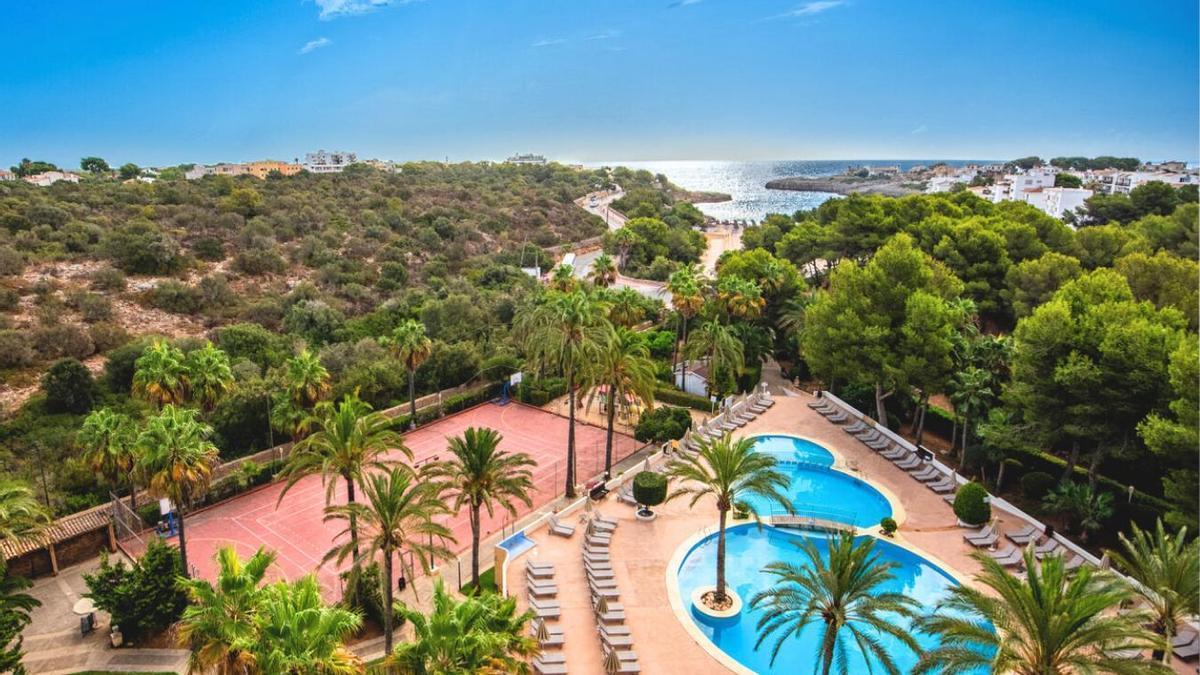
515 377 568 406
634 406 692 443
953 482 991 525
879 517 897 536
391 382 501 429
632 471 667 508
653 386 712 412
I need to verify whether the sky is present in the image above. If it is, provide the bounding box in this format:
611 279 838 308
1 0 1197 166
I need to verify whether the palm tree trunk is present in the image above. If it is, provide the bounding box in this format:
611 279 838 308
670 315 681 376
408 367 417 422
680 318 689 391
565 367 577 499
382 549 395 654
177 504 190 579
345 475 360 562
996 459 1007 491
960 411 970 462
127 474 137 513
914 394 929 447
470 503 481 587
603 389 616 479
874 382 889 428
715 507 728 603
950 418 958 454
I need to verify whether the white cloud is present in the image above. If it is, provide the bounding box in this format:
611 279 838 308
299 37 332 54
668 0 702 7
586 29 620 40
314 0 412 20
910 124 928 135
531 38 568 47
788 1 844 16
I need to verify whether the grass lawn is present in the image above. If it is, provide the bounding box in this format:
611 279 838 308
458 566 497 596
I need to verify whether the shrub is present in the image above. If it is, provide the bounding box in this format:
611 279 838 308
634 406 692 443
632 471 667 510
653 386 711 411
101 220 183 275
1020 471 1056 501
89 322 131 352
33 323 95 360
73 292 113 323
0 330 34 368
191 236 225 262
104 338 152 392
214 322 288 368
147 280 203 314
90 267 126 291
953 481 991 526
84 539 187 641
283 299 345 346
0 288 19 312
879 517 897 536
42 358 96 414
233 246 286 276
0 247 24 277
340 562 404 631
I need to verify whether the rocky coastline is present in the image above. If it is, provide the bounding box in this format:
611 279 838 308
764 176 920 197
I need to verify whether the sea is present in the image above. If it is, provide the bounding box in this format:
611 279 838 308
592 159 991 222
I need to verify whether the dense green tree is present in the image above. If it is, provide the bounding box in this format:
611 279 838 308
1054 172 1082 188
79 156 110 174
750 532 921 673
40 357 95 414
185 342 235 411
1137 334 1199 528
1042 481 1113 542
1004 251 1083 318
101 220 183 274
9 158 57 177
1115 250 1199 328
932 219 1011 319
1130 181 1180 217
425 427 533 588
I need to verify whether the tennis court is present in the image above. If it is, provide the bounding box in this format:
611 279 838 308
123 401 641 595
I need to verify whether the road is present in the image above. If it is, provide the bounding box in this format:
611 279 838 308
571 247 671 307
575 189 627 231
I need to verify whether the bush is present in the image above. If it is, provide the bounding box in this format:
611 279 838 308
147 280 203 314
71 291 113 323
0 330 35 368
104 338 152 392
632 471 667 510
653 386 711 411
41 358 96 414
1020 471 1056 501
233 246 286 276
515 377 568 406
33 323 95 360
89 322 131 352
90 267 126 291
214 323 288 369
0 288 19 312
953 481 991 526
879 517 897 536
340 562 405 631
84 539 187 641
634 406 692 443
101 220 183 275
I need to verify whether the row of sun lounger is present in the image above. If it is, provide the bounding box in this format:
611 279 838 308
581 515 641 674
960 522 1088 570
680 392 776 453
528 560 566 675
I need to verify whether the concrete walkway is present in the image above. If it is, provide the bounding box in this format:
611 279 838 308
21 555 188 674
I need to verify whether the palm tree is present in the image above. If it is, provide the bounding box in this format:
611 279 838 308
1042 481 1113 542
325 465 454 654
516 290 612 498
0 481 49 543
0 560 39 674
133 339 188 408
589 252 617 288
915 548 1169 674
244 575 363 675
750 532 921 673
426 427 534 588
584 329 657 479
185 342 235 411
949 365 994 461
278 394 408 563
667 267 704 389
285 349 330 408
382 319 434 423
1107 520 1200 663
717 276 765 321
78 408 138 511
685 316 744 397
137 404 221 578
391 579 538 674
606 287 648 328
548 263 577 292
177 546 277 675
665 434 791 605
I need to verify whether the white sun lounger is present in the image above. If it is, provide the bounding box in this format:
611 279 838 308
533 659 567 675
1006 524 1041 546
988 546 1023 567
894 455 921 470
547 516 575 538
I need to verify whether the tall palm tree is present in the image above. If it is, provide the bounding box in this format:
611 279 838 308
668 267 704 389
285 349 331 408
137 404 221 578
391 579 538 675
685 316 744 398
325 465 454 654
584 329 657 479
426 428 533 588
243 575 363 675
78 408 138 511
278 394 408 563
382 319 434 422
1107 519 1200 663
516 290 612 498
177 546 277 675
133 339 189 408
949 365 994 460
606 287 648 328
185 342 236 411
589 252 617 288
0 480 49 545
665 434 791 604
915 548 1169 674
750 532 921 673
717 276 765 321
548 263 577 292
0 560 39 675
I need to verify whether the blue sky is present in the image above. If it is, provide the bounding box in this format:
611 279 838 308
2 1 1196 166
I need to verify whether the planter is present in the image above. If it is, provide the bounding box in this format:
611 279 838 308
690 585 742 620
635 508 657 522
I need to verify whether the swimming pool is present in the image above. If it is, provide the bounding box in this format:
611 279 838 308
676 525 973 674
744 435 892 528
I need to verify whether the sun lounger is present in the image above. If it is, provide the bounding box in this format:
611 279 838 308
526 581 558 597
531 598 560 610
808 400 835 412
584 553 611 565
964 524 994 541
526 564 555 580
843 420 867 434
1063 555 1086 571
882 446 908 460
533 659 567 675
586 527 612 542
855 428 880 442
537 653 566 665
532 623 564 648
547 516 575 538
1005 524 1040 545
601 624 632 636
527 560 554 571
1174 634 1200 660
964 527 997 548
593 513 618 527
602 632 635 648
866 437 891 451
1172 630 1198 649
928 478 956 494
718 418 739 432
825 411 848 423
532 602 561 619
589 518 616 534
893 455 921 470
988 546 1024 567
588 575 618 589
617 485 639 506
595 608 625 625
590 586 620 601
909 467 941 482
1033 538 1061 559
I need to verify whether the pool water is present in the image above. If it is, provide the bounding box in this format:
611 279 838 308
677 525 975 674
745 435 892 528
497 531 535 559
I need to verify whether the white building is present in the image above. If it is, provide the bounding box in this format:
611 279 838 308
1094 170 1198 195
505 153 547 165
1019 187 1093 221
0 169 14 181
304 150 358 173
23 171 81 186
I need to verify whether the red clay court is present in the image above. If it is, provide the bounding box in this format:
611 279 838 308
126 402 641 595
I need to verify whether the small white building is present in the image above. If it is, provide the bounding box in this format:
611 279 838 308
505 153 548 165
1019 187 1093 221
0 169 14 181
304 150 358 173
23 171 81 186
